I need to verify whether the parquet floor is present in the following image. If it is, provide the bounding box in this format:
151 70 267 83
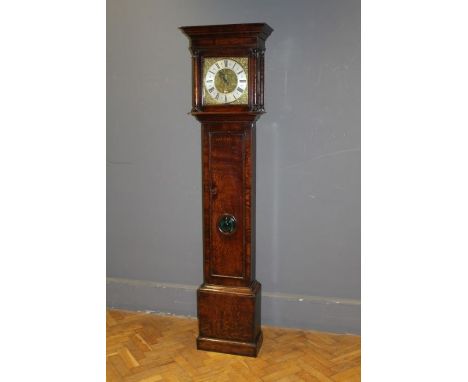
107 309 360 382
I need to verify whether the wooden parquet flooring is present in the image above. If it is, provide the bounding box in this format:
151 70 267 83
107 309 360 382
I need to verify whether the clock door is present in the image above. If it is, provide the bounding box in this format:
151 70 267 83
205 125 246 284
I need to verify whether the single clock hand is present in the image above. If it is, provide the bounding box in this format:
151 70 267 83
221 72 228 84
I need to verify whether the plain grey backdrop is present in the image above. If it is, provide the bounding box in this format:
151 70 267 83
107 0 360 333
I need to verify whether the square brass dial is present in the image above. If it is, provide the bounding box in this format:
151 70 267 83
202 57 249 105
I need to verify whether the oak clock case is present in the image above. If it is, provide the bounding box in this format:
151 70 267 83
180 23 273 357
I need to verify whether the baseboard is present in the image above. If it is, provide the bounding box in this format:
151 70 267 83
107 277 360 334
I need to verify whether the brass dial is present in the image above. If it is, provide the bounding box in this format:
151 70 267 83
203 57 248 105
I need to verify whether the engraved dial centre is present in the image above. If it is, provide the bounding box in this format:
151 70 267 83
215 69 237 94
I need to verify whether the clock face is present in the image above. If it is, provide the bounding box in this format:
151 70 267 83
203 57 248 105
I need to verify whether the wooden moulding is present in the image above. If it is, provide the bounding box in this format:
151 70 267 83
180 23 273 49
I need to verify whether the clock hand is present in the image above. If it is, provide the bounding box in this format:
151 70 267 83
221 72 228 84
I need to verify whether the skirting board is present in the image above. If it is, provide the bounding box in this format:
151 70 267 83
106 277 360 334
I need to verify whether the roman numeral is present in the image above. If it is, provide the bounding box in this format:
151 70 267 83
208 87 215 93
224 95 227 102
215 63 220 69
224 60 228 67
239 80 246 83
209 70 215 75
237 70 243 74
215 93 219 100
237 87 243 93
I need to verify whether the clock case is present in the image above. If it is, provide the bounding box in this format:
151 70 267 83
180 23 273 357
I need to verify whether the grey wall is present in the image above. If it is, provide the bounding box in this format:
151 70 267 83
107 0 360 333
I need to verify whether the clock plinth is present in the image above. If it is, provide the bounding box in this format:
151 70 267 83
181 23 272 357
197 281 262 357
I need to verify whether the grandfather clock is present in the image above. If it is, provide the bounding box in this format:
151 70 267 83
180 23 273 357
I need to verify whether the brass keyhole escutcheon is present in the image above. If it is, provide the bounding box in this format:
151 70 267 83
217 214 237 235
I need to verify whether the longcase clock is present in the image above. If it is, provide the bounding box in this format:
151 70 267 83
180 23 273 357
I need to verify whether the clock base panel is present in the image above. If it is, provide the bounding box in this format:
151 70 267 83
197 281 262 357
